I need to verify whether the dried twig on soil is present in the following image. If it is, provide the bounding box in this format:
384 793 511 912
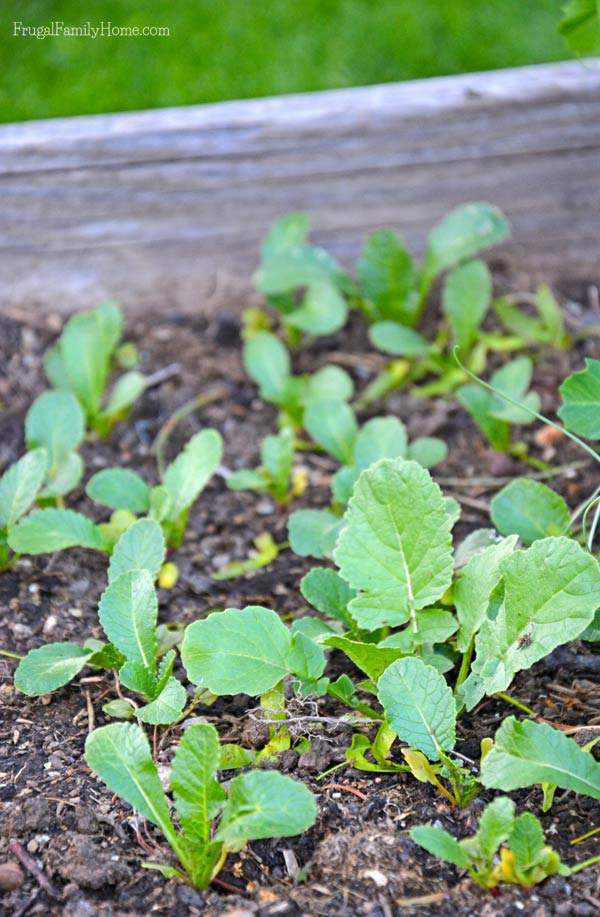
9 841 60 899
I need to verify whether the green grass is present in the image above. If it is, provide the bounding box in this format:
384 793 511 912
2 1 568 123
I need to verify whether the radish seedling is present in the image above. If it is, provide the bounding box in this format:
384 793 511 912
25 390 86 500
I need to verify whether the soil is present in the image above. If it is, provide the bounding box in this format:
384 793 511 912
1 301 599 917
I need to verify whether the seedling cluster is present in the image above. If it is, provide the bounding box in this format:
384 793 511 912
5 207 600 897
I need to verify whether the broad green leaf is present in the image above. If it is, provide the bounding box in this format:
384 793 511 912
59 311 111 416
457 385 510 451
103 371 146 417
581 607 600 642
14 642 91 696
243 332 290 403
377 657 456 761
409 825 471 869
108 518 166 583
182 605 292 695
558 358 600 439
171 723 226 844
163 429 223 516
25 391 85 467
353 417 407 470
288 508 342 560
286 281 347 335
304 399 357 464
380 608 458 651
0 449 48 528
455 528 499 567
443 259 491 350
260 213 310 257
324 635 406 681
334 459 453 630
305 365 354 404
559 0 600 55
39 452 83 499
98 569 158 672
102 699 135 719
291 616 336 642
300 566 355 626
85 723 175 834
490 480 570 545
455 536 519 652
94 300 123 353
137 677 187 725
460 538 600 709
215 771 317 851
368 321 431 356
87 468 151 514
357 229 417 324
331 465 361 504
8 508 106 554
476 796 515 860
481 717 600 800
119 661 158 698
488 357 540 424
288 632 327 682
509 813 545 871
255 213 340 295
406 437 448 469
420 202 509 296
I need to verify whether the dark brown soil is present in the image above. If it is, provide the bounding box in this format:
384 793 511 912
1 304 599 917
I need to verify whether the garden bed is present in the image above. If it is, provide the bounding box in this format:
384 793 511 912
1 301 599 916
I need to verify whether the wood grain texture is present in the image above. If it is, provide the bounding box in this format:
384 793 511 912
1 60 600 315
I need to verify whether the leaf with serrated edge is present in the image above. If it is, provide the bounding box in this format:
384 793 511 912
171 723 226 845
182 606 292 695
163 429 223 517
334 458 453 630
87 468 151 514
455 536 518 652
377 657 456 761
98 569 158 672
108 518 165 584
0 450 48 529
14 643 91 696
8 508 106 554
481 717 600 801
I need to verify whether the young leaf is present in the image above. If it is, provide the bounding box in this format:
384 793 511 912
304 365 354 404
25 391 85 467
357 228 416 324
409 825 471 869
324 635 406 682
14 642 91 696
98 569 158 672
137 677 187 725
215 771 317 851
285 280 347 335
457 385 510 451
171 723 226 844
333 459 453 630
490 480 570 545
368 322 431 357
0 449 48 528
487 358 540 424
39 452 84 499
8 508 106 554
103 370 146 418
460 537 600 709
108 518 166 584
58 310 111 416
255 214 339 294
353 417 407 470
380 608 458 650
288 508 342 560
455 535 519 652
476 796 515 860
87 468 151 514
443 259 492 350
260 427 294 501
304 399 357 464
243 332 290 403
163 429 223 517
406 437 448 469
182 606 292 695
300 566 355 626
509 813 545 871
481 717 600 801
377 657 456 761
288 632 327 682
558 358 600 439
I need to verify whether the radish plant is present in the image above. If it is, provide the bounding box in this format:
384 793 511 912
25 390 86 500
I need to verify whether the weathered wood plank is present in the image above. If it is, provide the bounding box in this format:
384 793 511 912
1 60 600 315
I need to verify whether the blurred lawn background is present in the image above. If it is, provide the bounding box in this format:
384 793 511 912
3 0 567 123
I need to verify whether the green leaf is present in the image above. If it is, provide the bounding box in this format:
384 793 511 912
509 813 545 871
171 723 226 844
215 770 317 852
457 385 510 451
25 391 85 468
98 569 158 672
261 427 294 499
288 508 342 560
87 468 151 514
8 508 106 554
558 358 600 439
455 536 519 652
59 310 112 416
368 322 431 356
243 332 290 403
324 635 406 681
300 566 355 626
0 449 48 528
108 518 166 583
406 437 448 469
421 202 509 296
14 642 91 696
353 417 407 470
182 605 292 695
304 365 354 404
255 214 339 294
476 796 515 860
481 717 600 801
39 452 84 499
559 0 600 55
333 459 453 629
581 607 600 642
461 538 600 709
85 723 176 834
102 699 135 719
490 480 571 545
163 429 223 517
220 744 256 770
357 229 417 324
409 825 471 869
487 358 540 424
286 281 347 335
138 677 187 725
331 466 360 505
304 399 357 464
377 657 456 761
443 259 491 350
103 371 146 418
227 469 268 493
289 632 327 682
380 608 458 651
119 661 158 698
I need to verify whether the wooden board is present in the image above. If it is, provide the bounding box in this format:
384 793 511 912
1 59 600 316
